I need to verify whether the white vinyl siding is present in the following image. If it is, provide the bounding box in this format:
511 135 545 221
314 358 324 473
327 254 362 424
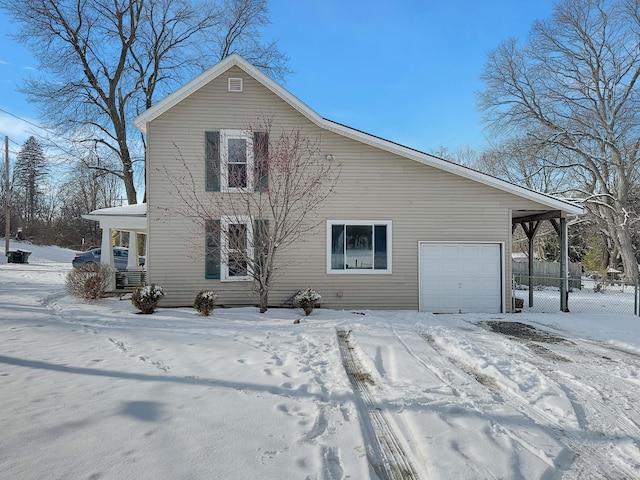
145 65 555 309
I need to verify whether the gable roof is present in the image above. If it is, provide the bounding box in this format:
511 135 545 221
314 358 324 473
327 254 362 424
133 54 583 217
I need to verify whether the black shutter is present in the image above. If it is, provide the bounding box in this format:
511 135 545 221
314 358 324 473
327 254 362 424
205 219 221 279
253 219 269 277
205 131 220 191
253 131 268 192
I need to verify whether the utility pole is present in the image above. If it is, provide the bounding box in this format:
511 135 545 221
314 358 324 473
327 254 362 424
5 136 9 256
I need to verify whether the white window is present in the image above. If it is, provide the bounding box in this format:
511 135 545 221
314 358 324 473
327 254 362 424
221 130 253 192
221 216 253 281
327 220 392 274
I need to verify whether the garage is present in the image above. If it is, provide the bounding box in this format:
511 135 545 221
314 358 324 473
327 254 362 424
419 242 504 313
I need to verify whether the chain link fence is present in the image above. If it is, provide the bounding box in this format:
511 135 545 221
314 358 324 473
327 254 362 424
512 273 639 315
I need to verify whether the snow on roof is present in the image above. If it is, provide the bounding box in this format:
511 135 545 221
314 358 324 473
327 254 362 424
86 203 147 217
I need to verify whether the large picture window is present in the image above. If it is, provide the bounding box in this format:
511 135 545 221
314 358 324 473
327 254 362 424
327 221 392 274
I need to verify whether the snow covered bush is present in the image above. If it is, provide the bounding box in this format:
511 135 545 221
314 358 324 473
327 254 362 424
66 263 113 300
193 290 218 316
295 287 321 316
131 284 164 314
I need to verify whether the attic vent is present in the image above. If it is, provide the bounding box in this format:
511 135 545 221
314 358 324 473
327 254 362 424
228 77 243 92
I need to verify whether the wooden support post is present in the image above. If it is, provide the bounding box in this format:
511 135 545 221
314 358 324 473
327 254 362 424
559 217 569 312
522 221 540 308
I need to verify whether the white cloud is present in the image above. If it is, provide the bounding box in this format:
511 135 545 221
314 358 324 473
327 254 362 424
0 112 41 146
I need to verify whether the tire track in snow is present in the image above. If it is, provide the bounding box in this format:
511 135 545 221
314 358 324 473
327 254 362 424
388 326 570 476
422 324 639 479
336 327 420 480
523 339 640 479
485 328 640 478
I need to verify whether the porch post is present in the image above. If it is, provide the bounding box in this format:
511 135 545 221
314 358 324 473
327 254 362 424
100 225 116 291
559 217 569 312
127 231 139 270
528 233 535 308
522 221 540 308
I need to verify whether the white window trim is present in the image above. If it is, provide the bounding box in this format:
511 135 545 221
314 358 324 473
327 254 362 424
326 220 392 274
221 215 253 282
220 129 253 192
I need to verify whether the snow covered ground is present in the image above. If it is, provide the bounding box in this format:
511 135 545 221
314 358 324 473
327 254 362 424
1 241 640 479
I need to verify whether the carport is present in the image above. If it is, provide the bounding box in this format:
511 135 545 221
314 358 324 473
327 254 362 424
82 203 147 291
512 209 576 312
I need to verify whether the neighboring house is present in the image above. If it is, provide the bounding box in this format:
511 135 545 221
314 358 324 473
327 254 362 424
132 54 583 313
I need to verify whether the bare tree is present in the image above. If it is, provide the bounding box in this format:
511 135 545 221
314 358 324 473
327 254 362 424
478 0 640 283
1 0 288 205
474 136 572 194
429 145 481 167
160 117 340 312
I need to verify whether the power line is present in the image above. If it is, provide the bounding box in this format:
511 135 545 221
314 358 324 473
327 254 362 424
0 133 22 147
0 107 61 158
0 108 94 162
0 107 146 170
0 107 59 137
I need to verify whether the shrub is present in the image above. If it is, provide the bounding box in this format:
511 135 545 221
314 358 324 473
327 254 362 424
66 263 113 299
131 284 164 314
193 290 218 316
295 287 321 316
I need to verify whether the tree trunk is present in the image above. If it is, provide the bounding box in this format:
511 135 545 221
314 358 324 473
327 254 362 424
123 159 138 205
258 287 268 313
615 226 639 284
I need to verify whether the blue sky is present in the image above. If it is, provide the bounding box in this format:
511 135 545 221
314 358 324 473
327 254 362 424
0 0 556 156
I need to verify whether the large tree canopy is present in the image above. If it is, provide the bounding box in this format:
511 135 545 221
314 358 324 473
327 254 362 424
478 0 640 282
1 0 288 204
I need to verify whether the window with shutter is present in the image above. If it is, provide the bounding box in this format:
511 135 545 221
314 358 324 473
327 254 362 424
206 130 268 192
221 216 253 281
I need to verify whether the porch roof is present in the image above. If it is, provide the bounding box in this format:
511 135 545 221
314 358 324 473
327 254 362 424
82 203 147 233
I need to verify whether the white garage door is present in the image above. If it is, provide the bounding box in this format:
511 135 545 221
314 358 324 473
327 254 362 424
419 242 503 313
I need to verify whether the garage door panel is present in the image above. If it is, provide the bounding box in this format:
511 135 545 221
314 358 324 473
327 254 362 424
460 297 496 311
419 242 502 314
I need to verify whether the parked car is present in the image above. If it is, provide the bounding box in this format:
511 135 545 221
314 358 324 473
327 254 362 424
72 247 145 272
